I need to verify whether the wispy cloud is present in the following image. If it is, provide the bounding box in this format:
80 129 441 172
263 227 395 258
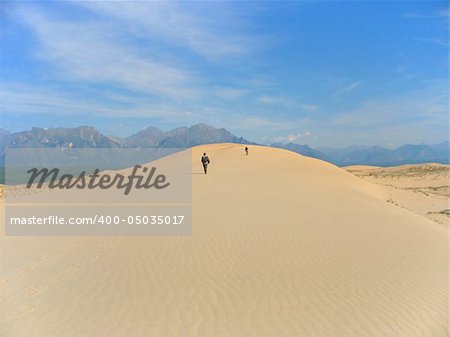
301 104 318 112
214 87 248 100
18 8 199 100
403 8 449 19
246 77 274 87
256 95 290 105
76 1 254 61
14 1 262 103
191 107 291 132
0 84 187 119
0 81 295 136
414 37 448 47
334 81 362 96
229 116 291 131
332 94 446 129
325 80 448 145
272 131 312 143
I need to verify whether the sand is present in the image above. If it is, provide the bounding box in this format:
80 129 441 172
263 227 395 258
0 144 448 336
345 163 450 227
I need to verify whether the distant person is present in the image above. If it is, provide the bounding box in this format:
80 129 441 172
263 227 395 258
201 153 210 174
245 146 249 156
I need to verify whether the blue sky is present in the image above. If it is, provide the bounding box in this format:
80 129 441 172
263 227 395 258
0 1 448 147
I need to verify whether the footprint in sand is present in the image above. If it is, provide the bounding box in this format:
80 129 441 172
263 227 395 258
72 262 82 268
27 255 50 272
93 254 102 262
0 278 9 288
26 287 43 296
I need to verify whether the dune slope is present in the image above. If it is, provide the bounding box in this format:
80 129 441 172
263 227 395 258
0 143 447 337
346 163 450 226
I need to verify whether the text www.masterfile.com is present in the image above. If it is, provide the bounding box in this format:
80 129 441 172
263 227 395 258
9 215 186 226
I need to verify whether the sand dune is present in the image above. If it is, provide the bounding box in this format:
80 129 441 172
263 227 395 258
0 144 448 336
346 163 450 227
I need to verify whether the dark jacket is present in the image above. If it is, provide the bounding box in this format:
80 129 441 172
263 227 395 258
201 156 210 165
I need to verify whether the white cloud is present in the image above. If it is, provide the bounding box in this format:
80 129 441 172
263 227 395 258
272 131 312 143
215 88 248 100
0 82 297 136
6 2 287 134
301 104 318 112
332 87 446 129
234 116 290 130
415 37 448 47
76 1 253 61
334 81 362 96
0 84 186 119
18 8 199 100
256 95 290 105
322 80 448 146
189 107 291 131
404 8 449 19
246 77 274 87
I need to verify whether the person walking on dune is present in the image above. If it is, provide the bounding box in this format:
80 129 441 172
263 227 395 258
245 146 249 156
201 153 210 174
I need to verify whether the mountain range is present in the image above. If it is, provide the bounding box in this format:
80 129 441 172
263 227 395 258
272 142 449 167
315 143 450 166
0 124 448 168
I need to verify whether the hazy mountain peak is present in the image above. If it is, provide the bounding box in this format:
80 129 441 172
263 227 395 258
1 125 119 150
190 123 216 130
